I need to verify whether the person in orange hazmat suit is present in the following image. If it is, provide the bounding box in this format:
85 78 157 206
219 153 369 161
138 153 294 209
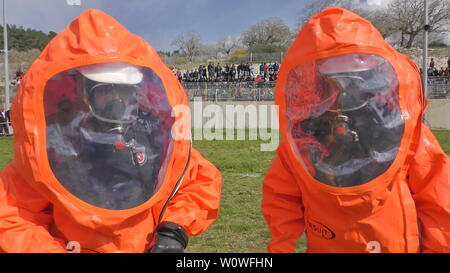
262 7 450 253
0 9 222 253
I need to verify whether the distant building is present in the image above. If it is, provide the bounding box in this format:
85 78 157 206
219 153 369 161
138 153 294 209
360 0 368 4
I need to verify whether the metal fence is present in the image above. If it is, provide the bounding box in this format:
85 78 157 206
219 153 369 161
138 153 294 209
183 81 275 101
428 76 450 99
183 77 450 101
0 71 448 106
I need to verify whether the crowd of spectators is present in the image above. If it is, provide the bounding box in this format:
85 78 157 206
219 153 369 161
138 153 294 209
428 67 450 77
427 57 450 77
425 57 450 98
173 62 280 83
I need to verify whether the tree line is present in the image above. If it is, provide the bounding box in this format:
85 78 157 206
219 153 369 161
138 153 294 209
299 0 450 49
168 17 293 63
0 24 56 51
1 0 448 63
169 0 450 63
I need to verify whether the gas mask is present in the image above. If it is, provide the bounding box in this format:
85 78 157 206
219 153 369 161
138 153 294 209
44 62 174 209
286 53 404 187
86 82 139 133
78 62 144 134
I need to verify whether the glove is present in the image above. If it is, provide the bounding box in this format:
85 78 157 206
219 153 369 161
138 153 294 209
149 222 189 253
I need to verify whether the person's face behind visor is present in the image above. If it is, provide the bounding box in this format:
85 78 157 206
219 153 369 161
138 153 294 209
43 62 174 210
285 53 405 187
87 83 139 130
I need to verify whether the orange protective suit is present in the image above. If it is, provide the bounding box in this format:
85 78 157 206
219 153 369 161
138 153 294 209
262 7 450 253
0 9 221 253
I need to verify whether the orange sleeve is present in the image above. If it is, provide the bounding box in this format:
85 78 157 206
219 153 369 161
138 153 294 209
160 148 222 236
262 141 305 253
408 125 450 253
0 166 68 253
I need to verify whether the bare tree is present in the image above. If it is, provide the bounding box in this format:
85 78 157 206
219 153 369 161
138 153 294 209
199 43 221 60
297 0 395 38
217 36 241 56
171 30 203 62
241 17 292 51
349 6 398 39
297 0 355 30
388 0 450 48
297 0 450 48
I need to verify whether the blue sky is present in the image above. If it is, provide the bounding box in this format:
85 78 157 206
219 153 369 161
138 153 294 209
5 0 309 51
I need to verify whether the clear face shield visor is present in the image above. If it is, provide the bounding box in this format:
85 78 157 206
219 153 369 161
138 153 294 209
285 53 404 187
44 62 175 210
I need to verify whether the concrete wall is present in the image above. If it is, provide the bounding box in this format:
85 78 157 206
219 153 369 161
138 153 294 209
189 99 450 130
425 99 450 130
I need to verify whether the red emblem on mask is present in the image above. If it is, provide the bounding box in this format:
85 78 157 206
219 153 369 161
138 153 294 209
133 151 146 166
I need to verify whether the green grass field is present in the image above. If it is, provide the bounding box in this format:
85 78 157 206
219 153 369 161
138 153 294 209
0 129 449 253
188 132 282 253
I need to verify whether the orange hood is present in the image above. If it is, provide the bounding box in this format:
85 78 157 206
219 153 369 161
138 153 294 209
261 8 450 253
9 9 190 222
275 7 425 191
